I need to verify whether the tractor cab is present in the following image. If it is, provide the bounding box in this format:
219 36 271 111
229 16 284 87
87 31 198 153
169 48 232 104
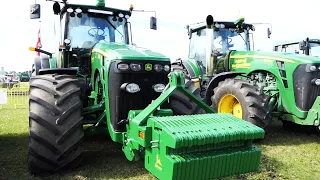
29 1 157 76
186 17 255 76
58 3 132 75
273 38 320 57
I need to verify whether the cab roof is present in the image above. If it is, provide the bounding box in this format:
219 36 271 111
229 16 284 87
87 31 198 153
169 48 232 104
61 3 131 17
274 38 320 46
188 21 254 33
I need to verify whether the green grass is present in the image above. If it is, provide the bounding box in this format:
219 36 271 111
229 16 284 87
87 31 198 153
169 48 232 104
0 109 320 180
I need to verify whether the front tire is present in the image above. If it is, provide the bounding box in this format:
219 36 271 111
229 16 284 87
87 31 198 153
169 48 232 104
28 74 84 174
211 78 272 130
168 61 203 115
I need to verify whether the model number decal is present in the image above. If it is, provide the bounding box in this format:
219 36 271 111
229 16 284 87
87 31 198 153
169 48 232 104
264 59 273 63
232 59 251 69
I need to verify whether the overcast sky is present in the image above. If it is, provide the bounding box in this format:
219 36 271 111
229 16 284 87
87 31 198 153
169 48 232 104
0 0 319 71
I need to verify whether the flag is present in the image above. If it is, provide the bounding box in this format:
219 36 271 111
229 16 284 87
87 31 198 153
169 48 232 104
35 28 42 56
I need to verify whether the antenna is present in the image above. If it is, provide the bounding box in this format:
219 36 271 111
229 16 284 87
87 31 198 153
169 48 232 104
237 10 242 19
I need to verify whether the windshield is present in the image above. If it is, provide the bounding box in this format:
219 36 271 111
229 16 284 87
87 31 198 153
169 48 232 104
212 28 248 52
189 28 249 66
309 43 320 57
66 12 127 49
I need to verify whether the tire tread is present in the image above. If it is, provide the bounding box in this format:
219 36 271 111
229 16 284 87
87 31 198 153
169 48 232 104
28 74 83 174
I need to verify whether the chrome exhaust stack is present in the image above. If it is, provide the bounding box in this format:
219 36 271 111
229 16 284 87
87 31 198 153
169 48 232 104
205 15 214 76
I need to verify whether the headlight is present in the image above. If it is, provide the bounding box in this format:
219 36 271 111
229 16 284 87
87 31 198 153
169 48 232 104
164 65 170 72
67 8 74 12
121 83 140 93
75 8 82 13
312 79 320 86
130 63 141 71
153 83 165 92
154 64 163 72
64 39 71 45
117 63 129 71
310 65 317 71
118 13 124 18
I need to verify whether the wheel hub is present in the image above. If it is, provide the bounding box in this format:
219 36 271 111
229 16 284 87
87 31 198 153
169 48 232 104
218 94 243 119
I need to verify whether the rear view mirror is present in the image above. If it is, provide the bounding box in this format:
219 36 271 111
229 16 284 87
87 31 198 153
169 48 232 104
150 16 157 30
299 41 307 50
30 4 41 19
267 28 271 39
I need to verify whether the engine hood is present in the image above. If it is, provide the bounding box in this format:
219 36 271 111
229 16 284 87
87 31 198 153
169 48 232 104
92 42 170 62
232 51 320 64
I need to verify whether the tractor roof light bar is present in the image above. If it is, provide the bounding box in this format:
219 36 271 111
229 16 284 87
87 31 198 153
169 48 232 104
131 9 156 17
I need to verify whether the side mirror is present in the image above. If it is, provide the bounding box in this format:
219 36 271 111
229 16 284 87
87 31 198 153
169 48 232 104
299 41 307 50
30 4 41 19
150 16 157 30
188 29 192 39
267 28 271 39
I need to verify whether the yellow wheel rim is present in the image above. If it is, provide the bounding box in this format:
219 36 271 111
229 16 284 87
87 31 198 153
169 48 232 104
218 94 243 119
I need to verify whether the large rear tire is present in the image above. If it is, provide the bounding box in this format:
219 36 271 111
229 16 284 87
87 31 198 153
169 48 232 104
28 74 84 174
211 78 272 130
168 61 203 115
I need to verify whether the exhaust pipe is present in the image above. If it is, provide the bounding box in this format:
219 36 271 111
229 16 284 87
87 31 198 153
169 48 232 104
206 15 214 76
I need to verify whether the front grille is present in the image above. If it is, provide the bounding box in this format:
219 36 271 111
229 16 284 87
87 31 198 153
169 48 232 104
293 64 320 111
108 60 170 132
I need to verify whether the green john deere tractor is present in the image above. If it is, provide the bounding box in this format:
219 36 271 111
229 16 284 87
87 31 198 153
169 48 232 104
172 15 320 132
18 71 31 82
273 37 320 57
27 1 264 179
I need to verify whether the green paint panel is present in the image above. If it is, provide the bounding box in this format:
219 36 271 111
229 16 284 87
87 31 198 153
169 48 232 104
145 113 264 180
93 43 170 61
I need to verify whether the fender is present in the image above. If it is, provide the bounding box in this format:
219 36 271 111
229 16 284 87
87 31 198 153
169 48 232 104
33 56 41 75
172 58 201 79
203 71 246 105
40 55 50 69
39 68 77 75
33 56 51 75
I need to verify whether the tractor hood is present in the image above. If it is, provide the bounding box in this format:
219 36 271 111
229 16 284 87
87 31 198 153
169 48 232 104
233 51 320 64
92 42 170 62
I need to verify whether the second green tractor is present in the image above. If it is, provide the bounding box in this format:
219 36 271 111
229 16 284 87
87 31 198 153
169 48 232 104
273 37 320 57
172 15 320 132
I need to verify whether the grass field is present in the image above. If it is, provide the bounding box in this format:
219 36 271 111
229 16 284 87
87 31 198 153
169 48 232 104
1 108 320 180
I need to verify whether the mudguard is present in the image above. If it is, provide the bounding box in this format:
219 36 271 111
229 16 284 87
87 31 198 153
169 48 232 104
204 71 246 105
33 55 51 75
39 68 77 75
33 56 41 75
172 58 201 79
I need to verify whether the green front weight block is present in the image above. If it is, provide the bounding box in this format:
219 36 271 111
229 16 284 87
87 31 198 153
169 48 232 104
122 72 265 180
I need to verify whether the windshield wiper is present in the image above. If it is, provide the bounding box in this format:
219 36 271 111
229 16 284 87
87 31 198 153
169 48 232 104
106 18 124 39
238 33 245 43
238 33 247 46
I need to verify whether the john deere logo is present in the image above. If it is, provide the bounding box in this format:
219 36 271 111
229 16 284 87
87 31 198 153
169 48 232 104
155 154 162 171
145 63 152 71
